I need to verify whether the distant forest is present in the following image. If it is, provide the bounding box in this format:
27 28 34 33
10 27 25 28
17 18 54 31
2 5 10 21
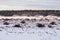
0 10 60 16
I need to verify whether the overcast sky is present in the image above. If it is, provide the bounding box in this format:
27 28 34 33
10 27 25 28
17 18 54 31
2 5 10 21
0 0 60 10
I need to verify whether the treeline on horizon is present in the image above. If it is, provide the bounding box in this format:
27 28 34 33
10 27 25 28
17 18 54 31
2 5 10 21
0 10 60 16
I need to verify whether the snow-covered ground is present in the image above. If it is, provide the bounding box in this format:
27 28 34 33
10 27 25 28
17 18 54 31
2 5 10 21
0 16 60 40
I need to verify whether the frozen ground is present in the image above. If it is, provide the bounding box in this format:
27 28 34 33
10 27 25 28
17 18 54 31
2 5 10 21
0 16 60 40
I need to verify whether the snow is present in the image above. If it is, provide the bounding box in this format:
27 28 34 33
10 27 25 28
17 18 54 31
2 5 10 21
0 16 60 40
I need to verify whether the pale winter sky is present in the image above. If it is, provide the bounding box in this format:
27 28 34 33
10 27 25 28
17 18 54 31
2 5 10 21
0 0 60 10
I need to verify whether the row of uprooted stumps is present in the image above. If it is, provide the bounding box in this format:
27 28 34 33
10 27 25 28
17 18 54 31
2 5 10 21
0 17 60 21
1 18 59 29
